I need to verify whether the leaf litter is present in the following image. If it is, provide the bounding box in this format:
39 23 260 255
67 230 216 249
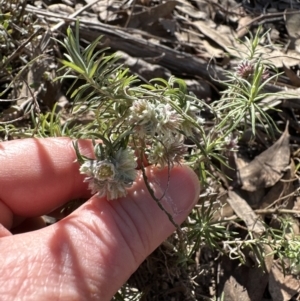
2 0 300 300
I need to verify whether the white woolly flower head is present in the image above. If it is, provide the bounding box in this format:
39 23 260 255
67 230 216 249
79 148 137 200
147 134 187 169
129 99 183 137
129 99 157 137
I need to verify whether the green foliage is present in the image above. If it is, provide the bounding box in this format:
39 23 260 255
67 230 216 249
213 27 282 137
187 200 236 257
1 17 299 299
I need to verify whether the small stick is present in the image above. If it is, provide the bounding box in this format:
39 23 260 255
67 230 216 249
50 0 103 32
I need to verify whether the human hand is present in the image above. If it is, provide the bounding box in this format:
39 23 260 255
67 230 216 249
0 138 200 300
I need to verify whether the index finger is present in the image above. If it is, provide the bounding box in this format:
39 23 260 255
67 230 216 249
0 138 94 217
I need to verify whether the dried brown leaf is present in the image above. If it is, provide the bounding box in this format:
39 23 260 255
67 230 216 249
201 39 224 58
282 62 300 87
269 260 300 301
236 16 253 39
262 49 300 68
127 1 178 29
236 124 290 192
192 20 236 55
284 9 300 39
260 160 295 209
220 250 272 301
175 0 207 20
227 190 265 235
47 4 74 14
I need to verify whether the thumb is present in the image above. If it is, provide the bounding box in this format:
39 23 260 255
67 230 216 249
0 165 200 301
